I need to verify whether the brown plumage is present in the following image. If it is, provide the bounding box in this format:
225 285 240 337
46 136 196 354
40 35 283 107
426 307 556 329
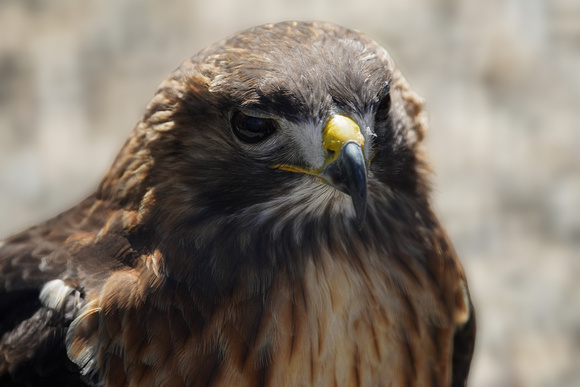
0 21 475 386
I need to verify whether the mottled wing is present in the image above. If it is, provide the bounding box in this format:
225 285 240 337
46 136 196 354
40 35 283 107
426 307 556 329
451 287 476 387
0 196 130 386
0 217 83 385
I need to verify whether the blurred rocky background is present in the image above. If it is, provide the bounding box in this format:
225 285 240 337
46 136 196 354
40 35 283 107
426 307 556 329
0 0 578 386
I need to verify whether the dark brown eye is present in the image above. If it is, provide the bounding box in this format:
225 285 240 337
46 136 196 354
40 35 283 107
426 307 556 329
374 93 391 122
231 111 277 143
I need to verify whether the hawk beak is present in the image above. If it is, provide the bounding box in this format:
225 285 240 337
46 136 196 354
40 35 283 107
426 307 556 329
320 115 368 227
271 114 368 227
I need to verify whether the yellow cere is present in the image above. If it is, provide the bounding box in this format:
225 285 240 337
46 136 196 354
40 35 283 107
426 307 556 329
271 114 365 175
322 115 365 166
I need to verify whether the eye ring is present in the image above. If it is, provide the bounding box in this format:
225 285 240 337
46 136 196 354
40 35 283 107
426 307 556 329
231 111 277 143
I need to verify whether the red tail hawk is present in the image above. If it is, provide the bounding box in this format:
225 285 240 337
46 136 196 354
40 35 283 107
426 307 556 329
0 21 475 386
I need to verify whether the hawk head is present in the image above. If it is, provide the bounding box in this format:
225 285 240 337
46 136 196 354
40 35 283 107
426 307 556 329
97 21 429 296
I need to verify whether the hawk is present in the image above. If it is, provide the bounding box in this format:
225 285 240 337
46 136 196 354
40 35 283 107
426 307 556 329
0 21 475 386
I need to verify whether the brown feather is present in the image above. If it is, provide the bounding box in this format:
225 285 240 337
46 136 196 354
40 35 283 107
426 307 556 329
0 21 475 386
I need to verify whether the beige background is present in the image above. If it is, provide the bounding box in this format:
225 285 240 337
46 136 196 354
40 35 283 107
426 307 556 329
1 0 579 386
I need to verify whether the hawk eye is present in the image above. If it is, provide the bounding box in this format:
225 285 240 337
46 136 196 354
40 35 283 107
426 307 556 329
231 111 277 143
374 93 391 122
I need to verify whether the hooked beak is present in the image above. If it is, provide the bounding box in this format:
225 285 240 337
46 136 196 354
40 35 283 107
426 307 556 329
320 140 367 227
271 114 368 227
319 115 368 227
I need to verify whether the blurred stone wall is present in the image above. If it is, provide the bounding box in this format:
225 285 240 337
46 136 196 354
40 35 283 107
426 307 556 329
1 0 579 386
